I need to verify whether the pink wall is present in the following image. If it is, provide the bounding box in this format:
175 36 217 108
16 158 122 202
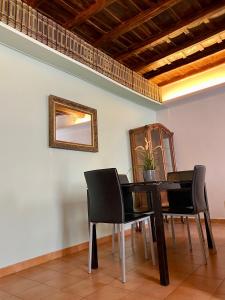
157 83 225 219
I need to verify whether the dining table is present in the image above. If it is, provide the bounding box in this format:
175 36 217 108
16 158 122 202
90 180 216 286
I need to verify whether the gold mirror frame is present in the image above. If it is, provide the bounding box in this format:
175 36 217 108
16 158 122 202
49 95 98 152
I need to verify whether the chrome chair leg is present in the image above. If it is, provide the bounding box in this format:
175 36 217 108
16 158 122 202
147 217 156 265
142 220 149 260
88 222 93 274
120 224 126 283
198 214 205 242
112 224 115 254
195 215 207 264
171 216 176 247
186 217 192 252
117 224 121 259
131 223 135 252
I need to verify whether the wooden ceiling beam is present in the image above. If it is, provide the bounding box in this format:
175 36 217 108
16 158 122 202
143 40 225 79
155 50 225 86
64 0 116 29
116 0 225 61
30 0 45 8
94 0 179 47
135 26 225 74
54 0 78 16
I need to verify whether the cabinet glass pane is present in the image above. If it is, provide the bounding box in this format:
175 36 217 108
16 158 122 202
154 148 165 180
151 128 160 148
162 131 173 174
151 128 165 180
133 131 145 182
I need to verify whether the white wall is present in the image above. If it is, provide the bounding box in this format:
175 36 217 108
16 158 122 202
157 84 225 219
0 43 156 268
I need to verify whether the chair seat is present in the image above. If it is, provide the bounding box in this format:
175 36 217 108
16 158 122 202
162 206 194 215
124 212 150 223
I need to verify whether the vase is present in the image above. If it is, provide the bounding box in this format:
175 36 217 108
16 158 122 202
143 169 156 182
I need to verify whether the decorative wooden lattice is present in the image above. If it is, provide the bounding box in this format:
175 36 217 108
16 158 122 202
0 0 162 103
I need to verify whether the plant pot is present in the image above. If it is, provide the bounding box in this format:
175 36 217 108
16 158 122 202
143 169 156 182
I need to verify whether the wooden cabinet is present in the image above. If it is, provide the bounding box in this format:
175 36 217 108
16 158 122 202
129 123 176 182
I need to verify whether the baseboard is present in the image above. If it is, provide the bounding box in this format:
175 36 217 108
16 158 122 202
210 218 225 224
171 217 225 224
0 229 131 279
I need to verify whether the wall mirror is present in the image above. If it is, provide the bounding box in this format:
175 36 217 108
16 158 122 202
49 95 98 152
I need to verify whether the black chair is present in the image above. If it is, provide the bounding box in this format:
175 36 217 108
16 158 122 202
84 168 155 283
119 174 153 213
118 174 153 252
163 165 211 264
165 170 193 248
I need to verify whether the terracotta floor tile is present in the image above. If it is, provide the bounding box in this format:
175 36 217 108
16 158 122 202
87 272 115 285
15 283 57 300
109 271 151 291
45 273 82 289
42 291 82 300
1 223 225 300
210 294 225 300
0 275 39 295
84 285 130 300
62 278 105 297
120 291 159 300
0 290 21 300
18 267 62 283
193 264 225 280
181 274 222 293
42 260 77 274
135 281 178 299
68 267 89 279
166 286 213 299
214 279 225 295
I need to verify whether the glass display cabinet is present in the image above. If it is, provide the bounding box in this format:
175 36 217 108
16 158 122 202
129 123 176 209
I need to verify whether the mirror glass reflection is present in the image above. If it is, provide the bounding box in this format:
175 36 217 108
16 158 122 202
55 104 92 145
49 95 98 152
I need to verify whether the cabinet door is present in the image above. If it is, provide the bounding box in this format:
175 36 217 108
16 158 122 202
130 128 146 182
150 127 166 180
161 129 176 174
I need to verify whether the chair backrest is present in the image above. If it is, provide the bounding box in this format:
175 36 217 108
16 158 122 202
167 170 193 208
167 166 207 213
84 168 124 223
118 174 129 184
118 174 134 213
192 165 207 213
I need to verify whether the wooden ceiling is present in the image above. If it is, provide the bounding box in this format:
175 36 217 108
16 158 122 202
26 0 225 86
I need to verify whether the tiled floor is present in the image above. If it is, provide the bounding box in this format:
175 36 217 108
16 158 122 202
1 221 225 299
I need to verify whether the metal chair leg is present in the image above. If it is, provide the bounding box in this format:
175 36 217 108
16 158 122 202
186 217 192 252
142 220 149 260
195 215 207 264
198 214 205 242
147 217 156 265
171 216 176 248
112 224 115 254
88 222 93 274
131 223 135 252
117 224 121 259
120 224 126 283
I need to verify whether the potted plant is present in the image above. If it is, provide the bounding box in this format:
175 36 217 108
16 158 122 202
135 138 159 181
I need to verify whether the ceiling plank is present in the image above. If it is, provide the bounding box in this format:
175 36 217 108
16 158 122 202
155 50 225 86
64 0 116 29
143 39 225 79
94 0 179 47
54 0 78 15
116 0 225 61
30 0 45 8
135 26 225 74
